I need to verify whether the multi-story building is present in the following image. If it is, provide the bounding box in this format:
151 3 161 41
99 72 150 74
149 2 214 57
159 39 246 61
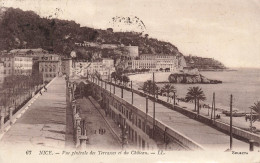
0 54 14 77
155 54 178 71
0 54 33 77
132 59 156 70
61 58 73 77
38 54 61 82
74 58 115 80
102 58 114 68
13 56 33 76
1 49 62 82
0 62 4 86
9 48 48 57
131 54 179 72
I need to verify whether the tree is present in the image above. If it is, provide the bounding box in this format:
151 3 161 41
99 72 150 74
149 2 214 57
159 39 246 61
117 74 123 84
245 101 260 132
161 84 176 102
111 72 117 83
185 86 206 115
250 101 260 115
248 101 260 123
122 75 130 86
142 80 158 95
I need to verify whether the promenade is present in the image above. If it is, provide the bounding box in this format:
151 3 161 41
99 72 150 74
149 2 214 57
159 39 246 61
0 77 122 150
76 97 121 149
100 81 250 151
0 77 70 149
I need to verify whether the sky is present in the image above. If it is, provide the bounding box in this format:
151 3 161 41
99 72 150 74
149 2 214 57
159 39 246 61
1 0 260 68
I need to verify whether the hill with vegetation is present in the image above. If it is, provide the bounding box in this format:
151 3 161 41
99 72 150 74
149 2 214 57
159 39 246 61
0 8 179 58
185 56 227 70
0 7 226 70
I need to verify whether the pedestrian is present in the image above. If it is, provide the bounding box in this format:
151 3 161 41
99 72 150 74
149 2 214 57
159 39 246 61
44 85 47 92
40 91 42 95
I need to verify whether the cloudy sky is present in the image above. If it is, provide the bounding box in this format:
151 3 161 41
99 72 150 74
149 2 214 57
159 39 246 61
1 0 260 68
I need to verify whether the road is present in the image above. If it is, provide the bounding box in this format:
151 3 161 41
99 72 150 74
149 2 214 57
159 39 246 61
98 81 250 151
76 97 121 149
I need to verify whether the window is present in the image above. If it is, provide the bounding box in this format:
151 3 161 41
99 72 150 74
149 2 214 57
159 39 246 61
138 119 141 128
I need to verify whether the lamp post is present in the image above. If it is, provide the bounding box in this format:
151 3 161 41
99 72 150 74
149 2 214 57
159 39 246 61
113 83 115 94
110 78 112 95
230 94 233 150
121 86 123 98
131 81 133 104
152 72 156 138
250 107 253 132
173 92 176 106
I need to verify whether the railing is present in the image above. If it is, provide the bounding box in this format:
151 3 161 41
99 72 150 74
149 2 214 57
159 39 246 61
89 78 204 150
0 78 55 137
101 79 260 147
67 81 88 148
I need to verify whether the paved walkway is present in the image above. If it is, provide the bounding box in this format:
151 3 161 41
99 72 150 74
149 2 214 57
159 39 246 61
0 77 71 149
99 81 250 151
76 97 121 149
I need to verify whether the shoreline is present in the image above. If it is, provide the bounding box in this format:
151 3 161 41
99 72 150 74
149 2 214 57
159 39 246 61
156 81 222 85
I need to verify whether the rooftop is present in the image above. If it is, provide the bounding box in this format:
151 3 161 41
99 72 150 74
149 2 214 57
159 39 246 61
9 48 48 54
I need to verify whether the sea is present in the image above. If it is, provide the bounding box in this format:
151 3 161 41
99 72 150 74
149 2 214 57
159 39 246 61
129 68 260 112
167 68 260 112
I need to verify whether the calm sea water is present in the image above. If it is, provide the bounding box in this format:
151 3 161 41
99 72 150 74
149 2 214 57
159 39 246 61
166 68 260 112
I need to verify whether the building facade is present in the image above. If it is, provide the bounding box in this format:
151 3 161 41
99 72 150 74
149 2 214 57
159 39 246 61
0 55 14 77
0 62 4 86
132 54 179 72
38 55 61 82
61 58 73 77
74 59 115 80
13 56 33 76
0 55 33 77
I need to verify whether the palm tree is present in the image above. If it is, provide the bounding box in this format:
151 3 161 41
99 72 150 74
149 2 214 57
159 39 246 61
185 86 206 115
111 72 117 83
250 101 260 115
161 84 176 102
249 101 260 122
143 80 157 95
122 75 130 86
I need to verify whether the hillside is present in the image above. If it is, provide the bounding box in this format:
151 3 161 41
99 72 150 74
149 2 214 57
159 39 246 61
0 8 179 58
0 7 226 70
185 56 226 70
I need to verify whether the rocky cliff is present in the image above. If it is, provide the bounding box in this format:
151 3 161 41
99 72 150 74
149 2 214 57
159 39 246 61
168 73 222 84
